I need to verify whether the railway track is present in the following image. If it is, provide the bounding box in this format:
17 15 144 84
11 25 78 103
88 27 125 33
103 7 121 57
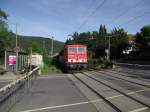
83 72 150 106
72 73 122 112
71 72 150 112
110 69 150 83
89 71 150 103
96 70 150 88
90 71 150 92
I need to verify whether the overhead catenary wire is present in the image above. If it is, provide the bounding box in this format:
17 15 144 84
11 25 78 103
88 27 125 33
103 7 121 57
77 0 107 32
73 0 149 37
85 0 97 13
112 0 144 23
118 10 150 27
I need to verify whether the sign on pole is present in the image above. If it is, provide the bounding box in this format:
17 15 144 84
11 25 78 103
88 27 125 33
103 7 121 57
14 47 20 53
9 55 16 65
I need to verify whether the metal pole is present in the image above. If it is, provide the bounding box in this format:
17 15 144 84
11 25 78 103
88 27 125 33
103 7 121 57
28 48 32 89
51 37 54 56
15 24 18 48
15 23 18 74
108 36 110 61
29 48 32 72
4 50 7 70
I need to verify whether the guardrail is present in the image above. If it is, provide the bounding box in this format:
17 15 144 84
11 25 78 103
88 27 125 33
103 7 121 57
0 66 39 112
114 62 150 70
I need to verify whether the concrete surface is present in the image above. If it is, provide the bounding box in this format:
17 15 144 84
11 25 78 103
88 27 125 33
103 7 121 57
2 67 150 112
67 74 117 112
0 72 20 88
9 74 98 112
77 72 150 112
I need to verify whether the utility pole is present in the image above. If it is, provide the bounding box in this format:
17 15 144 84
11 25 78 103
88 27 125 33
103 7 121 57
4 50 7 70
29 48 32 72
108 35 111 61
15 23 18 74
28 47 32 89
105 35 111 61
51 37 54 57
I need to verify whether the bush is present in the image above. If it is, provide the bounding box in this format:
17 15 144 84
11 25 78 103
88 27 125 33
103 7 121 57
89 57 113 69
41 64 61 74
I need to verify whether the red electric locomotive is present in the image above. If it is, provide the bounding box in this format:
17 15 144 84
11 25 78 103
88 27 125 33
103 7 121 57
64 44 88 70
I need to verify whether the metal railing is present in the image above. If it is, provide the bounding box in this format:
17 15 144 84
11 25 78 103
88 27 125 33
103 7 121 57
0 66 39 112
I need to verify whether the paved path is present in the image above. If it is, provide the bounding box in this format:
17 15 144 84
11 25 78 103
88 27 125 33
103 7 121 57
10 74 98 112
0 72 20 88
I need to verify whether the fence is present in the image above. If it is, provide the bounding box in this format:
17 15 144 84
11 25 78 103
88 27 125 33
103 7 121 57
0 66 39 112
4 50 29 72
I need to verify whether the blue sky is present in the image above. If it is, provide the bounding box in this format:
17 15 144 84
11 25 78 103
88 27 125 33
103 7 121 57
0 0 150 42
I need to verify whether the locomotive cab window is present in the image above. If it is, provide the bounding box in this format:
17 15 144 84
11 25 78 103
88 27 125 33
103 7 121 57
68 48 77 53
78 47 85 52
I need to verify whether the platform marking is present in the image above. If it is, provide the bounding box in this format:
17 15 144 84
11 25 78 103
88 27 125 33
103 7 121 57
19 99 102 112
38 75 67 79
107 88 150 100
129 107 148 112
18 88 149 112
0 80 13 83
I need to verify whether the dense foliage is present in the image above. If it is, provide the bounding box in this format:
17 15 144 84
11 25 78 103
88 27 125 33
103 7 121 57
136 25 150 48
66 24 128 60
131 25 150 62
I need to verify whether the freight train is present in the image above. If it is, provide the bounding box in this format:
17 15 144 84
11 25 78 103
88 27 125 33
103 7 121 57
53 44 88 72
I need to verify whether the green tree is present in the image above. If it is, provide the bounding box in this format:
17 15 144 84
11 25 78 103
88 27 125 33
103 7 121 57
93 25 107 58
0 8 7 20
0 9 10 50
97 24 107 47
110 28 128 59
141 25 150 39
89 31 98 50
72 32 79 42
65 38 72 45
136 25 150 47
30 41 42 53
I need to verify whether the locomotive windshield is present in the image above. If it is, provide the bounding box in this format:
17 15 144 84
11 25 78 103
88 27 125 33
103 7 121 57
78 47 86 52
68 48 77 53
68 47 86 53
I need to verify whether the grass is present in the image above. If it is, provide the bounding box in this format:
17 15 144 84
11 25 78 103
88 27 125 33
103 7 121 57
0 58 4 65
41 64 62 75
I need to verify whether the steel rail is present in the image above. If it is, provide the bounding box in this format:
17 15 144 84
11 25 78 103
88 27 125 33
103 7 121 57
109 70 150 83
96 71 150 88
72 73 122 112
82 72 150 108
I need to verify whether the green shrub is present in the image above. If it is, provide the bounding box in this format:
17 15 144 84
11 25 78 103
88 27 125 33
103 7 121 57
41 64 61 75
89 57 113 69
